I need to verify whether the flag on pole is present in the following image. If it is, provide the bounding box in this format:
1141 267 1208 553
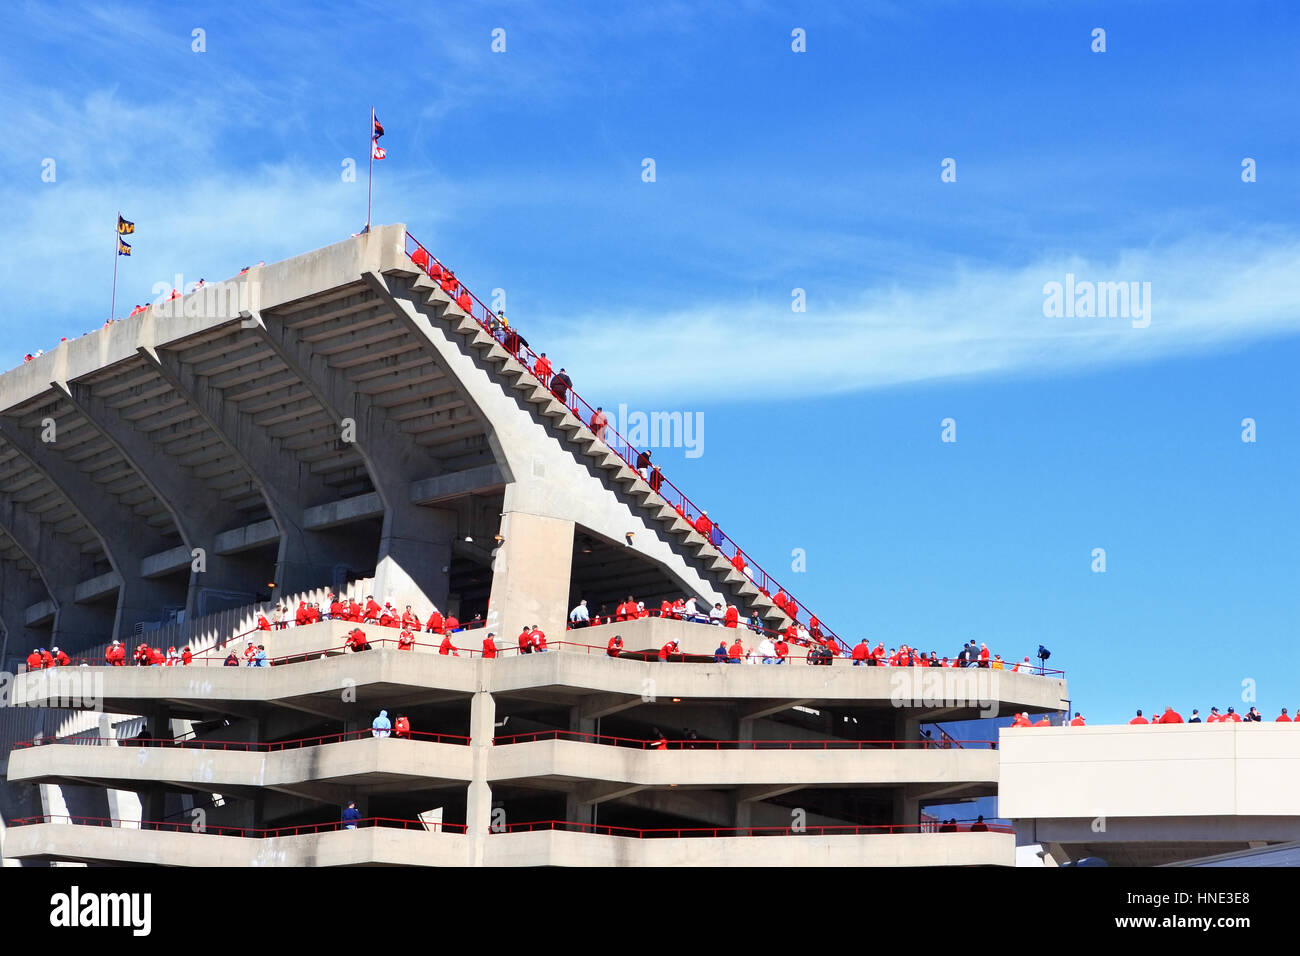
117 238 132 256
117 215 135 235
371 113 386 160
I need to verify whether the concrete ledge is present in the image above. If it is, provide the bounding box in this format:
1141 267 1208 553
140 544 192 579
302 492 384 530
23 599 57 627
74 571 122 604
484 829 1015 866
213 519 280 555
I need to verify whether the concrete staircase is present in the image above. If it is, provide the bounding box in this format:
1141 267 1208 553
394 262 797 636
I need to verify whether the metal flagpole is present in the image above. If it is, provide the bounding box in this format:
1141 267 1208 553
366 107 374 233
111 212 120 322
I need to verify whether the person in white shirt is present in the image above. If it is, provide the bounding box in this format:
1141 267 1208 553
758 636 776 663
709 603 725 625
745 645 762 665
683 597 699 621
569 599 590 627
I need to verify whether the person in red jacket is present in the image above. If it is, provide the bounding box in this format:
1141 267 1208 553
439 634 458 656
774 636 789 663
1157 706 1183 724
425 609 444 634
148 646 165 666
1129 710 1149 725
482 633 498 659
295 603 309 626
401 606 420 631
444 613 460 633
378 604 396 628
658 640 679 662
1278 709 1292 722
1033 715 1051 727
345 628 371 652
978 643 991 668
1069 712 1086 726
25 649 41 670
398 629 415 651
256 612 271 631
533 352 552 386
606 634 623 658
774 589 790 615
51 646 70 666
695 512 712 538
363 596 381 623
1224 707 1243 722
659 599 674 620
517 627 533 655
728 638 744 663
530 626 548 652
181 646 192 666
1010 712 1032 727
730 551 747 575
105 640 125 666
723 605 738 629
394 715 411 740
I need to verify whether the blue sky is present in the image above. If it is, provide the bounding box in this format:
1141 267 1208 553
2 1 1297 724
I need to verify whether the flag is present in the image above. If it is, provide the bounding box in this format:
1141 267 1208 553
117 215 135 235
117 239 131 256
371 110 386 160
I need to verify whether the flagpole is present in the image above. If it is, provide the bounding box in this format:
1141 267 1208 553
111 212 120 322
366 107 374 233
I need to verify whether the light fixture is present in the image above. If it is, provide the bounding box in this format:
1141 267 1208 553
494 534 504 544
267 582 277 589
464 535 473 543
625 532 635 546
672 697 681 703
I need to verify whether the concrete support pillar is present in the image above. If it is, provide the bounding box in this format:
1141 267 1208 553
485 511 574 647
373 504 456 613
466 689 495 866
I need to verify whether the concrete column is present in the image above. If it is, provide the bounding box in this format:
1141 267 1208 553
373 505 456 612
466 688 495 867
485 510 574 647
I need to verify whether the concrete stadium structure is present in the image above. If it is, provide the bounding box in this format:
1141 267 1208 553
1000 723 1300 866
0 225 1069 866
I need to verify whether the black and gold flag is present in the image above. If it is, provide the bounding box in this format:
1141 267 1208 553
117 215 135 235
117 238 132 256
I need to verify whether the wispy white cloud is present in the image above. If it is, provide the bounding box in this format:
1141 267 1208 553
539 231 1300 402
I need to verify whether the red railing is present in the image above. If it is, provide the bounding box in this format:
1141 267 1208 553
494 819 1013 837
14 728 470 751
9 814 467 836
404 231 848 653
492 729 993 750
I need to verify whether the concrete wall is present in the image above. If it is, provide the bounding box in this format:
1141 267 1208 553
1000 723 1300 820
3 821 1013 867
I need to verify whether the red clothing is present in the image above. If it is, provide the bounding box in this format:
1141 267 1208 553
54 650 70 666
530 628 547 651
295 606 310 626
181 649 192 665
1069 716 1085 726
590 410 607 434
1033 717 1051 727
444 615 459 632
1207 713 1221 723
394 716 410 739
379 612 396 628
695 515 713 537
426 610 445 633
852 644 869 662
1011 714 1032 727
256 615 271 631
364 599 382 622
534 356 552 385
401 611 420 631
329 600 345 619
348 600 362 622
728 640 744 659
1277 714 1292 722
398 630 414 651
723 606 738 629
658 642 677 661
148 648 165 666
439 636 457 656
26 652 41 670
775 640 789 660
1129 717 1149 725
606 636 623 658
518 630 533 653
774 590 790 614
482 636 498 659
730 552 746 574
456 291 473 313
1226 712 1242 722
1157 709 1183 724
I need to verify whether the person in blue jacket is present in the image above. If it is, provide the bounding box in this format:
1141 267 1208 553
371 710 391 738
341 801 361 830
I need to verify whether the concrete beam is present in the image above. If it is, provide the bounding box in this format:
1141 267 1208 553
409 464 506 505
55 380 263 615
302 493 383 530
0 420 185 641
